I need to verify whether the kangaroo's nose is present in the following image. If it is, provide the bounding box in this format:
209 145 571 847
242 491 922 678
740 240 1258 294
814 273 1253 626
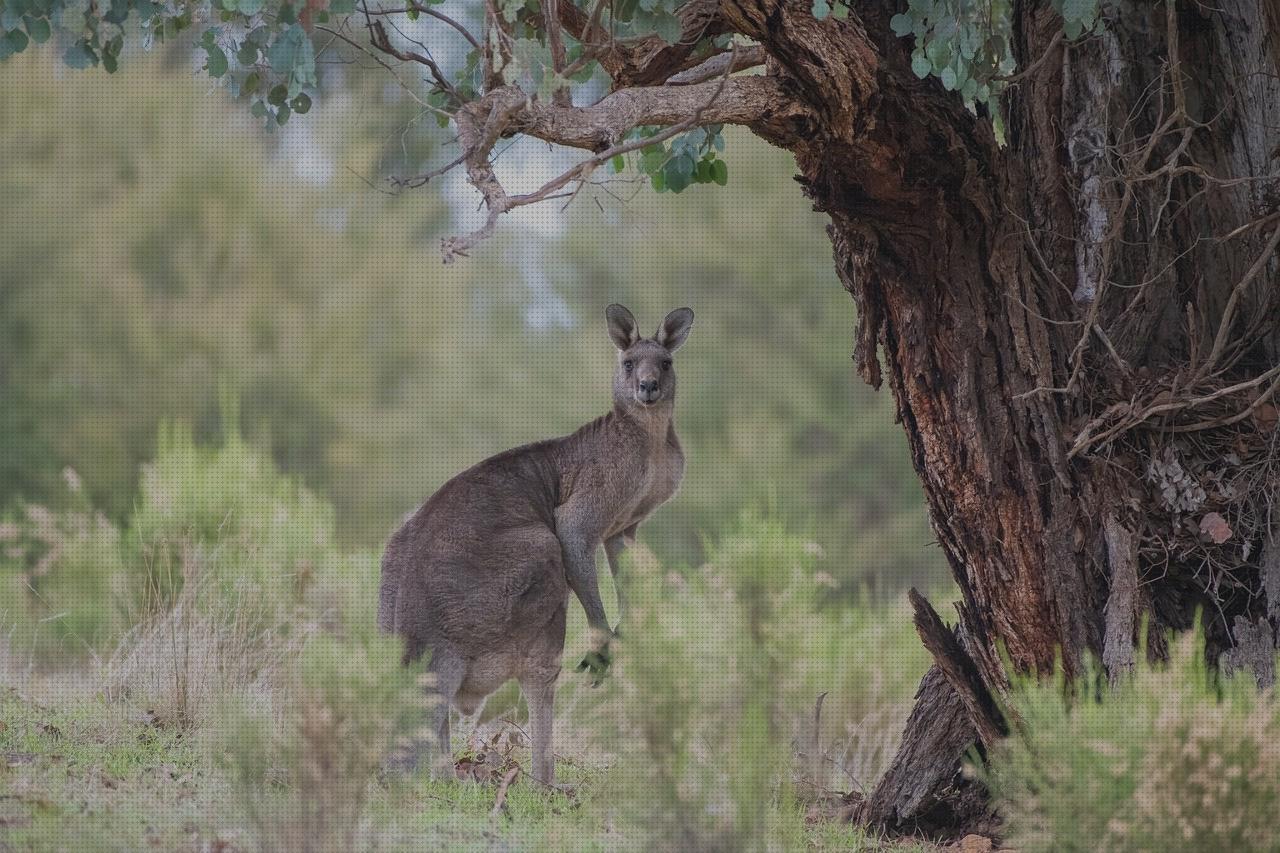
639 379 658 394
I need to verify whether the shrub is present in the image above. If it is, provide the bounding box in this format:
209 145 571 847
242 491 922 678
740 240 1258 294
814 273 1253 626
130 414 339 617
582 511 933 850
985 624 1280 852
212 628 419 853
0 473 130 662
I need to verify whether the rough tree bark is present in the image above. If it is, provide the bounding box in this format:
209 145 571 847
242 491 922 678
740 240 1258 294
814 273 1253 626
726 0 1280 835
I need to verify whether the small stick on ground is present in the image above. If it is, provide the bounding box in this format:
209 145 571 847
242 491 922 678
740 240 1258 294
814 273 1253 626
490 765 521 819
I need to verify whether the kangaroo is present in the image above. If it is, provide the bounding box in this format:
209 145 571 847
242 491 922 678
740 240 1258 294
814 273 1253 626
378 304 694 784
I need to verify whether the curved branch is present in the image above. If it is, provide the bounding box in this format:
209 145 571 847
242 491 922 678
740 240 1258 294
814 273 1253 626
365 4 482 51
665 45 767 85
520 74 801 151
557 0 733 87
440 72 805 261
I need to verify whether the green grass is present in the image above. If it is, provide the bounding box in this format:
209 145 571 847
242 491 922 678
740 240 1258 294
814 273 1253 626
0 686 937 852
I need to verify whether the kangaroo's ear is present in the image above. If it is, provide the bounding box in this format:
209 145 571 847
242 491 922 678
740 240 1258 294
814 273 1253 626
606 304 641 350
654 307 694 352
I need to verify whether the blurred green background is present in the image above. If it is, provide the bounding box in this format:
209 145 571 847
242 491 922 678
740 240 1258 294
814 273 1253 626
0 46 943 599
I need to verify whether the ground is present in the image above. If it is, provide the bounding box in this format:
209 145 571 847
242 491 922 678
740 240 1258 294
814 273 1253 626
0 685 961 852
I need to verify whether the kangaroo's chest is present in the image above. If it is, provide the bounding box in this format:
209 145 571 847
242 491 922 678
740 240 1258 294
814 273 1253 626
616 442 684 533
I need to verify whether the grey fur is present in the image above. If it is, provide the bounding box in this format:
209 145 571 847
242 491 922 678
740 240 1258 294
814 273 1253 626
379 304 694 784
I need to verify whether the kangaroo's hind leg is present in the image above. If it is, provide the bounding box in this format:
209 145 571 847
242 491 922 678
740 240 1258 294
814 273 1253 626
519 672 558 785
425 646 466 780
518 597 568 786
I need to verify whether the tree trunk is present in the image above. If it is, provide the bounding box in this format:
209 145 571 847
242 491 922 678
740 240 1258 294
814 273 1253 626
732 0 1280 836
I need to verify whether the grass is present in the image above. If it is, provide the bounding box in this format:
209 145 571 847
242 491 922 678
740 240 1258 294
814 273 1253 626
0 587 941 853
0 680 946 852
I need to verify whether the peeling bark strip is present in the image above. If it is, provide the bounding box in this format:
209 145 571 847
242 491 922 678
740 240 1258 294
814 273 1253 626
1102 514 1138 679
853 666 991 835
1220 615 1277 688
909 590 1006 747
1264 504 1280 622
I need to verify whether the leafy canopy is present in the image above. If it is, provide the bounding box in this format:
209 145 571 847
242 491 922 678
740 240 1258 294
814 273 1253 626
0 0 1096 238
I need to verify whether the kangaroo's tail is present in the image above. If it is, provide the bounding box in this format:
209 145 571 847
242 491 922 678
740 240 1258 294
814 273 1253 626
377 546 402 634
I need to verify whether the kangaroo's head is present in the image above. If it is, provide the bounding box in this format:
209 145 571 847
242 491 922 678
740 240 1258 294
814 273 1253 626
606 304 694 412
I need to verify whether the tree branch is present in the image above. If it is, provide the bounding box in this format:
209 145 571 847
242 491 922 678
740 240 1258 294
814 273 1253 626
557 0 733 87
439 65 803 261
665 45 767 85
518 74 797 151
365 4 481 51
363 6 458 99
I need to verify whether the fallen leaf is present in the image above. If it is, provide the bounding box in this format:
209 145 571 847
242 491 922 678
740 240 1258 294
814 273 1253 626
959 835 994 853
1199 512 1233 544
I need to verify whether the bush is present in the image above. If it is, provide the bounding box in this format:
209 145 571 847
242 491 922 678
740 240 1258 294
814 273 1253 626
582 511 935 850
985 624 1280 852
130 411 339 617
212 629 419 853
0 473 130 662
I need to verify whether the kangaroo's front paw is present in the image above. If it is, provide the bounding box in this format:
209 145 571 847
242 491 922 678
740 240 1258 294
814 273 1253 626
576 644 614 687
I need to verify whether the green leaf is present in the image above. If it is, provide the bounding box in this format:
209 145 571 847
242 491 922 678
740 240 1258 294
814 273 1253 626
238 41 258 65
203 42 229 78
276 103 291 124
940 66 956 90
810 0 829 19
613 0 638 22
889 12 913 36
267 83 288 106
1064 17 1082 40
239 0 265 14
655 12 682 45
664 153 694 193
267 24 302 71
329 0 355 13
63 38 95 67
290 92 311 114
405 4 418 18
1 3 24 30
3 27 28 53
251 99 269 117
924 36 951 68
830 2 847 20
23 16 49 42
710 158 728 186
242 71 261 94
639 147 667 175
910 51 930 79
611 154 625 173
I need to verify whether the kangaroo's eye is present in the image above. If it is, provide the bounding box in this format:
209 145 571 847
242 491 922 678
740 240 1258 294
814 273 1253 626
662 360 672 371
623 360 634 372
